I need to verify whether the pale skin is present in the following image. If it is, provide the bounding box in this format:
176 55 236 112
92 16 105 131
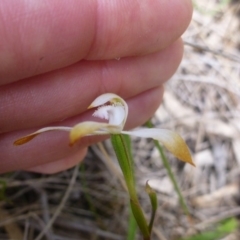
0 0 193 174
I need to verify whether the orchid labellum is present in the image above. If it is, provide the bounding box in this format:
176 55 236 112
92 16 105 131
14 93 194 166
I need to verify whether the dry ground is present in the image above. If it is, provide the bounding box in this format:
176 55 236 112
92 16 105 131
1 1 240 239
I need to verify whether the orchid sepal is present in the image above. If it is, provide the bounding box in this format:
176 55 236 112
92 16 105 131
14 126 72 145
122 128 194 166
69 121 122 146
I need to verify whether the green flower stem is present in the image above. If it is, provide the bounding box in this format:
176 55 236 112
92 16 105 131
127 206 137 240
145 120 190 216
111 134 150 240
111 134 136 197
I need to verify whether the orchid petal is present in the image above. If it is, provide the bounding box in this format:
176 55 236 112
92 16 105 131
122 128 194 166
88 93 116 108
93 105 125 126
14 127 72 145
108 105 125 125
88 93 128 127
69 121 121 146
88 93 124 108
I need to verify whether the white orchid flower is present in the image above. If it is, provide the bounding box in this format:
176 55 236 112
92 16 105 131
14 93 194 166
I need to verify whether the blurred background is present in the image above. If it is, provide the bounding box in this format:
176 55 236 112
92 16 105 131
1 1 240 239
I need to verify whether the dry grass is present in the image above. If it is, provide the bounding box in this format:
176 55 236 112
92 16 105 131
1 1 240 239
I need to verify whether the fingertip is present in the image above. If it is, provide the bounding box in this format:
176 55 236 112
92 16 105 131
87 0 193 59
0 0 192 84
125 86 164 130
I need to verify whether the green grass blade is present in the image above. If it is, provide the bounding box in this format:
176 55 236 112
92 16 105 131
145 181 158 234
145 120 190 215
80 164 105 229
0 180 7 201
181 218 238 240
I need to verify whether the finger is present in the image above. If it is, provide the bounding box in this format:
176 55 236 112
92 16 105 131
0 86 163 173
0 39 183 133
0 0 192 85
25 148 87 174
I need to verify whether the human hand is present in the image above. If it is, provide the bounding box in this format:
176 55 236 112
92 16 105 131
0 0 192 174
